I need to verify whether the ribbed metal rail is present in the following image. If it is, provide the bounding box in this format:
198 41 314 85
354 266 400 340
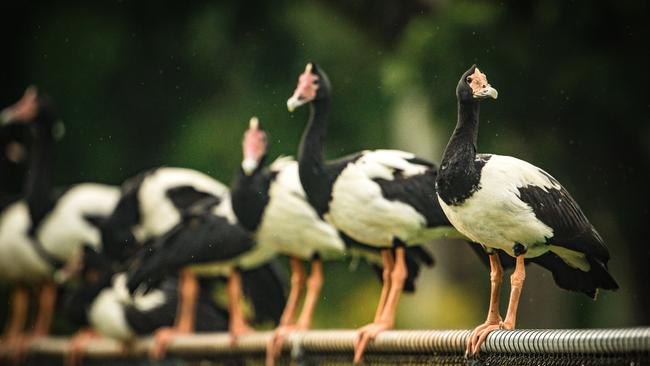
21 328 650 365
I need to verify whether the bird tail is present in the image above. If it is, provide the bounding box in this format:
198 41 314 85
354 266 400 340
529 252 619 299
240 258 288 325
371 246 435 293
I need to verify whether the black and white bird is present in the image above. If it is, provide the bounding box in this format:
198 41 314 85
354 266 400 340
101 166 285 359
286 63 480 363
0 88 120 357
435 66 619 355
231 117 436 363
62 248 230 366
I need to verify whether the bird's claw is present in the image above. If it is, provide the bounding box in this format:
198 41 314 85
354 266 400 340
65 329 97 366
266 324 298 366
149 327 178 360
353 322 391 364
229 322 253 346
466 320 513 357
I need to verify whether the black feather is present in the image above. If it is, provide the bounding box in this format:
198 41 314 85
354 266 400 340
518 183 610 262
240 258 288 325
126 211 254 293
529 252 619 299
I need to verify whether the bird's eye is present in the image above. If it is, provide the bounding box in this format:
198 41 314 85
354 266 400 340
313 80 320 85
466 76 473 83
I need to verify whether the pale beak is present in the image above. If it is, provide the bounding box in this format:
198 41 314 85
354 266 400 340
241 158 259 175
287 92 305 112
474 85 498 100
0 108 14 126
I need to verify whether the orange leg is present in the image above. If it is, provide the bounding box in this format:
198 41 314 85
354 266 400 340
149 269 198 360
32 281 57 337
268 258 323 365
0 285 29 358
279 258 306 327
354 247 407 364
467 253 503 355
65 327 98 366
471 255 526 355
373 251 394 322
9 281 58 363
228 268 253 344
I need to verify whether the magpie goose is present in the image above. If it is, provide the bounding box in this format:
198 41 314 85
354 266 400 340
106 168 284 358
231 117 436 364
62 248 230 366
286 63 478 363
0 89 120 359
436 66 619 355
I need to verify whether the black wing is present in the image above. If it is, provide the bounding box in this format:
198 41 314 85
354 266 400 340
166 185 220 211
518 180 610 263
126 211 254 293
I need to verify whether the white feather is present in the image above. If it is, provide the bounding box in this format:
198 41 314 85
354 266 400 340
327 150 431 247
256 160 345 259
438 154 558 256
0 202 51 281
133 167 230 242
88 287 134 341
37 184 120 261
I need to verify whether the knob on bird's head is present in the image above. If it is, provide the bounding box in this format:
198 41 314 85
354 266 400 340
457 65 498 102
287 62 330 112
241 116 268 175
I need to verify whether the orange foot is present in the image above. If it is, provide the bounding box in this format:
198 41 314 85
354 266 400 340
0 335 22 363
149 327 182 360
466 317 502 356
353 321 392 364
266 323 308 366
6 334 40 365
467 320 514 356
229 322 254 346
65 329 98 366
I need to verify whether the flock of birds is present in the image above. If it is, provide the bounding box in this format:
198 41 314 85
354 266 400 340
0 64 619 365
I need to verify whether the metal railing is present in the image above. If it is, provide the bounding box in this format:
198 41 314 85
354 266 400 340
20 327 650 365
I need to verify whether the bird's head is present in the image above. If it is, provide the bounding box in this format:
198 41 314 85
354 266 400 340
1 86 64 139
287 62 331 112
241 116 268 175
457 65 498 103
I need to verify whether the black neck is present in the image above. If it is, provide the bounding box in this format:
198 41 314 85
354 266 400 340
25 119 55 226
441 100 480 168
231 166 270 232
436 99 485 206
297 97 332 215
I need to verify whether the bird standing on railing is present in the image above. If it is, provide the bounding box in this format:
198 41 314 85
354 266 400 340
102 167 285 359
0 88 120 361
436 65 619 355
62 247 230 366
231 117 437 364
286 62 486 364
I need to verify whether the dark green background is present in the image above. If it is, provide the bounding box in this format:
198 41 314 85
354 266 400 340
1 0 648 331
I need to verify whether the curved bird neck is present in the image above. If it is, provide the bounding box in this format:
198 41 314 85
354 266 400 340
25 118 55 226
231 167 270 232
437 100 482 205
441 100 480 167
297 97 332 214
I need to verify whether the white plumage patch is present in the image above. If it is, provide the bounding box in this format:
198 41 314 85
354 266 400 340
0 202 51 282
327 150 430 247
88 287 134 341
37 184 120 261
439 154 559 256
256 159 345 260
133 167 230 242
